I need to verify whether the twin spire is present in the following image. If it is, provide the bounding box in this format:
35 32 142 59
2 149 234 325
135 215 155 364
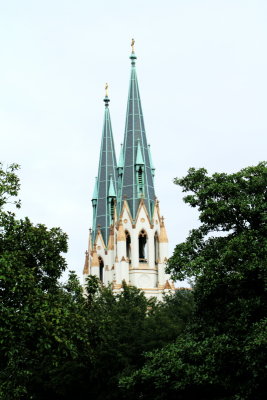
92 40 156 245
92 84 117 245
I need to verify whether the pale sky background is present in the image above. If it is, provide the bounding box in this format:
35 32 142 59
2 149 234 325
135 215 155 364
1 0 267 284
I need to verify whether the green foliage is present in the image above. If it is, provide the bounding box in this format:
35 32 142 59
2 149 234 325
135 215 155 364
168 162 267 336
0 165 91 399
142 289 194 350
121 162 267 400
0 162 21 209
0 163 194 399
83 281 194 400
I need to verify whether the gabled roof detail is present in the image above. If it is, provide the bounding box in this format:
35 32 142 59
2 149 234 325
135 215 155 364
120 199 133 224
135 197 152 227
118 44 156 219
92 93 118 246
96 226 106 248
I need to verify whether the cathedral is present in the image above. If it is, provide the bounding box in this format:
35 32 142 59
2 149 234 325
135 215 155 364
83 41 174 300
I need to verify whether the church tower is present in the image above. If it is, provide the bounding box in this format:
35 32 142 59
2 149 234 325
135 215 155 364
83 41 174 300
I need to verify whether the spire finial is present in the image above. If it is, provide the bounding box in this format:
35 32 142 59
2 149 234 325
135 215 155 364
104 83 110 106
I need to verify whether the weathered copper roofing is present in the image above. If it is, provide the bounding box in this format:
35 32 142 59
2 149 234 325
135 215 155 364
118 48 155 219
92 94 118 245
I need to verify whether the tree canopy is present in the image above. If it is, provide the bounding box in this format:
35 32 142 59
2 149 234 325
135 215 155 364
2 161 266 399
121 162 267 400
0 164 91 399
0 163 194 399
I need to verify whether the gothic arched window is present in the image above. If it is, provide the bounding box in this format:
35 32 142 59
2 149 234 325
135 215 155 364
99 256 104 282
154 232 159 264
125 231 131 261
139 230 147 263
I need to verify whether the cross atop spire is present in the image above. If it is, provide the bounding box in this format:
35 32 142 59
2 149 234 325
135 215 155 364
130 38 137 66
131 38 135 53
104 82 110 107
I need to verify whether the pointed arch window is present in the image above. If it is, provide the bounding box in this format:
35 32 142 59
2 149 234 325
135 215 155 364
125 230 131 262
154 232 159 264
99 256 104 282
139 230 147 263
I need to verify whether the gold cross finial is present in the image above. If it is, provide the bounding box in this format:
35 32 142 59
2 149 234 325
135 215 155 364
131 38 135 53
105 83 108 97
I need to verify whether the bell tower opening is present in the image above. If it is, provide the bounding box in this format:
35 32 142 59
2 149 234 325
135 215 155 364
139 230 147 263
154 232 159 264
99 256 104 282
126 230 131 261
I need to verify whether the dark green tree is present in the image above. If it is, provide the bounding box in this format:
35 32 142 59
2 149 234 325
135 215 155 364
121 162 267 400
83 279 194 400
0 163 195 399
0 164 92 399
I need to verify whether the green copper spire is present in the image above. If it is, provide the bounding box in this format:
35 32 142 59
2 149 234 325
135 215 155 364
118 41 155 218
92 88 118 245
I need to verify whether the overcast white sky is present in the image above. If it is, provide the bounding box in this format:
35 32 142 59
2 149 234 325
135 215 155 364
1 0 267 283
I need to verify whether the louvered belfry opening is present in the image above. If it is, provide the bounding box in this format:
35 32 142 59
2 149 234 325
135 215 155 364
126 230 131 261
99 256 104 282
139 230 147 262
